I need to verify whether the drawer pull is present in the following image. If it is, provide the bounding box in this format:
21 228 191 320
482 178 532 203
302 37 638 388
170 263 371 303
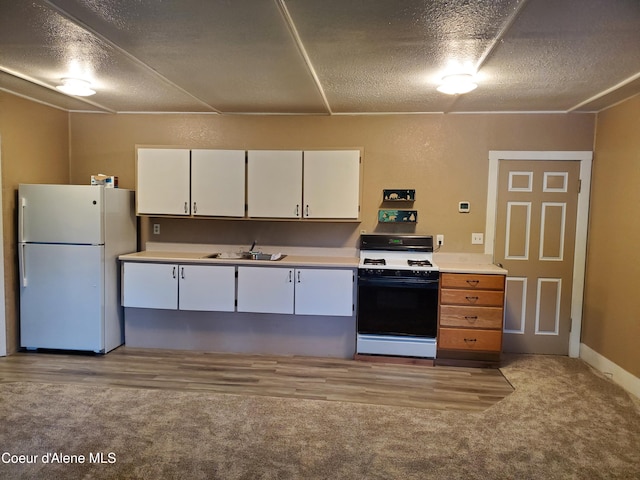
465 296 479 303
464 338 477 343
464 315 478 323
466 279 480 287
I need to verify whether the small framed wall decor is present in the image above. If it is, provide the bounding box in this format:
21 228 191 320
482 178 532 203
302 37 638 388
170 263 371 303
378 209 418 223
383 189 415 202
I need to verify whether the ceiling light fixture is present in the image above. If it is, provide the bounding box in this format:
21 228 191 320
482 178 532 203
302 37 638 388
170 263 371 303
55 78 96 97
436 73 478 95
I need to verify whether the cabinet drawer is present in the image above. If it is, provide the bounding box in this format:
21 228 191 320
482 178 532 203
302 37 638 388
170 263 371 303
440 273 504 290
440 289 504 307
439 305 503 329
438 328 502 352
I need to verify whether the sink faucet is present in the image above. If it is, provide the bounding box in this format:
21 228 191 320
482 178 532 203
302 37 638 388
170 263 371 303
249 240 256 252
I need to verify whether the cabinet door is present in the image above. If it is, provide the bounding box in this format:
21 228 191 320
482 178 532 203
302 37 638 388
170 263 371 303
137 148 191 215
237 266 294 314
303 150 360 219
178 265 236 312
191 149 246 217
122 263 178 309
294 268 354 316
247 150 302 218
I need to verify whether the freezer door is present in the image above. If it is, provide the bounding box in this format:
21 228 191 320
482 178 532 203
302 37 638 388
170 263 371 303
20 244 104 352
19 184 104 244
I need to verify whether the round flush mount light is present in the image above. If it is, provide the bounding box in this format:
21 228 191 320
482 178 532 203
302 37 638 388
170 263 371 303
55 78 96 97
436 73 478 95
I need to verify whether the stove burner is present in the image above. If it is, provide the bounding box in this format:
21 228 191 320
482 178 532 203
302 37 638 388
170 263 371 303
407 259 433 267
363 258 386 266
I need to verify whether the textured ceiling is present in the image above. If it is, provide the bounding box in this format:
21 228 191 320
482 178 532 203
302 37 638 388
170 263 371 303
1 0 639 114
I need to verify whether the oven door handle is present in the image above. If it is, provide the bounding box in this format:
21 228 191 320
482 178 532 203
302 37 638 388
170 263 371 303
358 276 439 288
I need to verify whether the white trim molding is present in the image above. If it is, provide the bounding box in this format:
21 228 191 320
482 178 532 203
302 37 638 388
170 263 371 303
487 150 593 358
580 343 640 400
0 135 5 356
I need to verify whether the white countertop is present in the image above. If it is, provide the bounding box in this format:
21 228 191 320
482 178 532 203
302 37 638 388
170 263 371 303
119 250 360 269
120 245 506 274
436 262 507 275
435 252 508 275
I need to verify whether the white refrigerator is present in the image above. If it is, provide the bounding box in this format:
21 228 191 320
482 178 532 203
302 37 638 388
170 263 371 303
18 184 137 353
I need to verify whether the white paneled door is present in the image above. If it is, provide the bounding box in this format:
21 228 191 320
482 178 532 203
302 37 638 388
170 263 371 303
495 160 581 354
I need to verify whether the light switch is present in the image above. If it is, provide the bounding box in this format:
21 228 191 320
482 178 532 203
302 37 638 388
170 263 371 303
472 233 483 244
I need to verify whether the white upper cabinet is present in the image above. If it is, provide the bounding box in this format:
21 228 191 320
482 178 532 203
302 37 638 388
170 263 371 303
247 149 361 220
136 148 245 217
247 150 303 218
191 149 245 217
137 147 361 220
137 148 191 215
303 150 360 219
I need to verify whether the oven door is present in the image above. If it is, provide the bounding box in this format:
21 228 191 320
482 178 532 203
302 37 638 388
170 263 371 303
357 275 439 338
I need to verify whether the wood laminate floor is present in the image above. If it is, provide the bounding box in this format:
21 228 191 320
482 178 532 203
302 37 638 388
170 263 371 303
0 347 514 411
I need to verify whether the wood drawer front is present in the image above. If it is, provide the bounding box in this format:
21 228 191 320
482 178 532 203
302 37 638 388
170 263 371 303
440 289 504 307
440 273 505 290
438 328 502 352
439 305 503 329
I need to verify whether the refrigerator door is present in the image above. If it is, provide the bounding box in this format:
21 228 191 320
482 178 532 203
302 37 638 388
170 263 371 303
19 184 104 244
20 244 104 352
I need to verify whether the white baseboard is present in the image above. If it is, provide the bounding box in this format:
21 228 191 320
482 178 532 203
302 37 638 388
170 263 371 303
580 343 640 399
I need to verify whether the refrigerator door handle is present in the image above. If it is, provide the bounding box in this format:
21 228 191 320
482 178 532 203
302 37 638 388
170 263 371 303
19 243 27 287
19 196 26 242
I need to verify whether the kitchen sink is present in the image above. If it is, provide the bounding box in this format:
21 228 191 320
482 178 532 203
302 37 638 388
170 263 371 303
201 252 286 261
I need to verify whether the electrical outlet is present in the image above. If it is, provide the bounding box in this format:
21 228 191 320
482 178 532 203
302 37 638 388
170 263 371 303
472 233 484 244
436 234 444 246
153 224 160 235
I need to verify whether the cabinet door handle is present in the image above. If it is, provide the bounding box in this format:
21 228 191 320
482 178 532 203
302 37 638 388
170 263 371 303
172 266 176 279
181 267 185 279
295 204 300 216
297 271 301 283
288 270 293 283
465 296 479 303
305 205 309 217
466 279 479 287
193 201 197 214
184 202 188 214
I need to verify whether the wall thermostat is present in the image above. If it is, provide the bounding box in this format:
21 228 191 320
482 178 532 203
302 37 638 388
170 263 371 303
459 201 470 213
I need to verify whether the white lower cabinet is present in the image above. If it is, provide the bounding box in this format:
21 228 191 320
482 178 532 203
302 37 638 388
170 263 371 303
237 266 294 314
237 266 354 316
178 265 236 312
294 268 354 316
123 263 355 317
122 263 178 310
122 263 235 312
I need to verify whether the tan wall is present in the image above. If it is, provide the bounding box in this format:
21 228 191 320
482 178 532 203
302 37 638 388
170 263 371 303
0 92 70 353
0 96 599 355
583 95 640 377
69 113 595 251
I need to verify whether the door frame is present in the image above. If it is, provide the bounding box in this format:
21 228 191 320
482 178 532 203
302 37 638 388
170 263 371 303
0 135 6 356
486 151 593 358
